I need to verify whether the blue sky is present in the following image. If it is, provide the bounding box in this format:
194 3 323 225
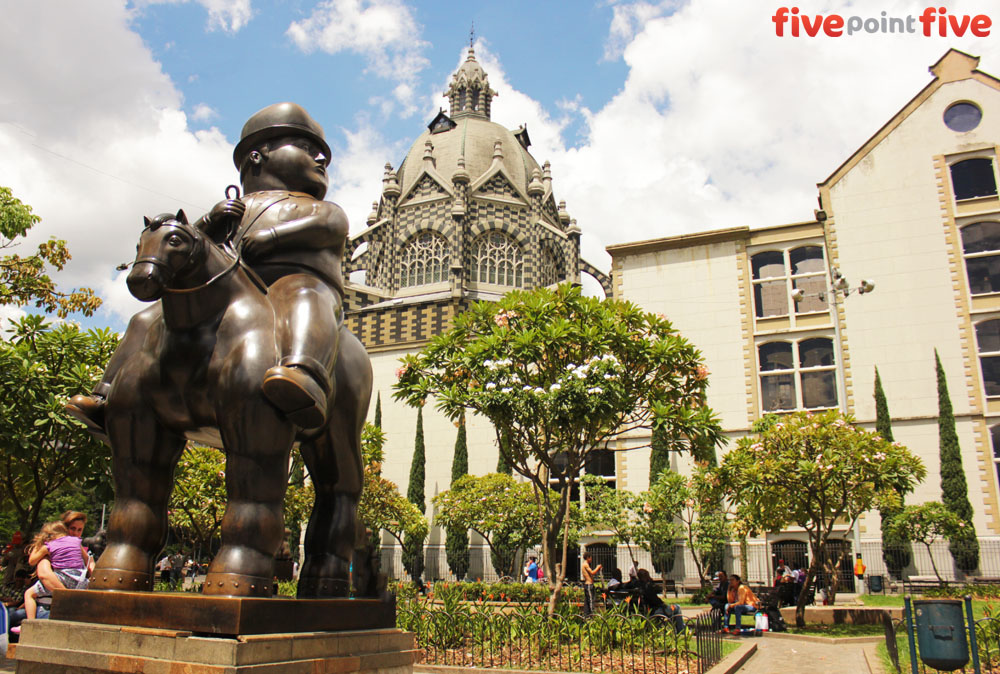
1 0 998 329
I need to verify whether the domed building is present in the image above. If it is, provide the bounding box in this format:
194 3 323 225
344 47 610 344
342 48 610 582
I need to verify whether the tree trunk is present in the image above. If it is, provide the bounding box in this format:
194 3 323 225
926 542 944 585
739 537 749 580
795 559 821 628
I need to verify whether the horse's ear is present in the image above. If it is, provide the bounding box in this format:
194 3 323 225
143 216 152 228
176 209 188 224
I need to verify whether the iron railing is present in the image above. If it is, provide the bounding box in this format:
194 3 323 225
396 603 724 673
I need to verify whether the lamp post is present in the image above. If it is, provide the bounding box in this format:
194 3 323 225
791 267 875 594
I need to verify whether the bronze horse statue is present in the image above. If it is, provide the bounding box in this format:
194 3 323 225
88 210 371 598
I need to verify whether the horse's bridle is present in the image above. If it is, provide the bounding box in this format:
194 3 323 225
135 222 241 295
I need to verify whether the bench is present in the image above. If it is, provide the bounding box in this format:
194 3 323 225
903 577 950 594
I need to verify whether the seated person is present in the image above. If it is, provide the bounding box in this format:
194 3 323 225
723 574 760 632
606 568 623 589
11 522 92 635
621 569 685 631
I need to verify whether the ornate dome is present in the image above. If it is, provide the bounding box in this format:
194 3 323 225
396 116 540 203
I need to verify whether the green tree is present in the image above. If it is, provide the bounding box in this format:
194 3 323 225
169 445 227 559
374 392 382 429
358 422 427 560
676 466 730 584
936 350 979 572
434 473 542 578
716 410 925 627
649 425 670 484
402 406 426 582
886 502 966 585
395 284 723 614
0 316 118 542
0 186 100 317
581 474 645 570
874 367 912 577
445 410 470 580
634 471 687 587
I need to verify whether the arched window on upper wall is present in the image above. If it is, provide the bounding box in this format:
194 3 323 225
991 424 1000 491
538 242 565 287
399 231 449 288
789 246 828 313
975 319 1000 397
962 222 1000 295
759 341 795 411
752 251 788 318
472 231 523 287
951 158 998 201
758 338 837 412
798 338 837 409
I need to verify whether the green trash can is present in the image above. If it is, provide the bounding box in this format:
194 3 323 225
913 599 969 671
868 575 884 594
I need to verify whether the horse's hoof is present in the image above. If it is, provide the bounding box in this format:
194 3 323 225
88 568 153 592
262 365 327 429
202 572 273 597
297 577 350 599
65 395 107 435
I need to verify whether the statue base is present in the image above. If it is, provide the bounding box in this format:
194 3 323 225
48 589 395 635
13 619 417 674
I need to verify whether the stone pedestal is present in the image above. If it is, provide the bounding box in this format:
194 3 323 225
14 619 418 673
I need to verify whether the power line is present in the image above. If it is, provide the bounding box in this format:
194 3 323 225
2 122 210 211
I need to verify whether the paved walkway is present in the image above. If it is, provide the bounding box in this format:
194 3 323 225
733 636 871 674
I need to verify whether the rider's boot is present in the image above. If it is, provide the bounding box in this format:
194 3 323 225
261 357 333 429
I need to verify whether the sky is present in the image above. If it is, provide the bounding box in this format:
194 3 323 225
1 0 998 329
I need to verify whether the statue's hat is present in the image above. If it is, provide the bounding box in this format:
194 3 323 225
233 102 331 170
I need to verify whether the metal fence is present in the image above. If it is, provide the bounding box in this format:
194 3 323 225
396 603 724 673
379 537 1000 589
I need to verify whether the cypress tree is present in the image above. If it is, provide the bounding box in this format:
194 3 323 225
649 424 670 485
936 350 980 572
374 391 382 429
403 406 426 581
875 367 912 577
496 427 513 475
446 410 470 580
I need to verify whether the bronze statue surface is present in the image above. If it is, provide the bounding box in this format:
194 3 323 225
66 103 373 600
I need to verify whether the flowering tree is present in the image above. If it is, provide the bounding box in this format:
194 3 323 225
433 473 541 578
675 466 729 584
885 502 964 585
716 410 925 626
634 471 686 585
581 474 645 570
357 423 428 555
395 284 723 614
169 445 227 558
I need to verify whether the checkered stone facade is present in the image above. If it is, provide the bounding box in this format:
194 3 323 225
342 48 611 351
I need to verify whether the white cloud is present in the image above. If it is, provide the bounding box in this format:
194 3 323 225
0 1 237 325
287 0 429 86
546 0 1000 269
191 103 219 122
134 0 254 33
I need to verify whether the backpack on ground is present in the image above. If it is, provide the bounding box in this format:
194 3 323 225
765 607 787 632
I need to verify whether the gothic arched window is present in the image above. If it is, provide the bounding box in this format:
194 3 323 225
538 242 565 287
472 232 523 287
399 231 449 288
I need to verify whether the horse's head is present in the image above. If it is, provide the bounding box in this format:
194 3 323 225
127 210 206 301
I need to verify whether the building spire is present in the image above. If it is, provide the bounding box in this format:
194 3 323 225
469 21 475 49
444 42 496 120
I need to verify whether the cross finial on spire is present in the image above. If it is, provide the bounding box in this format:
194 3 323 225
469 21 475 49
